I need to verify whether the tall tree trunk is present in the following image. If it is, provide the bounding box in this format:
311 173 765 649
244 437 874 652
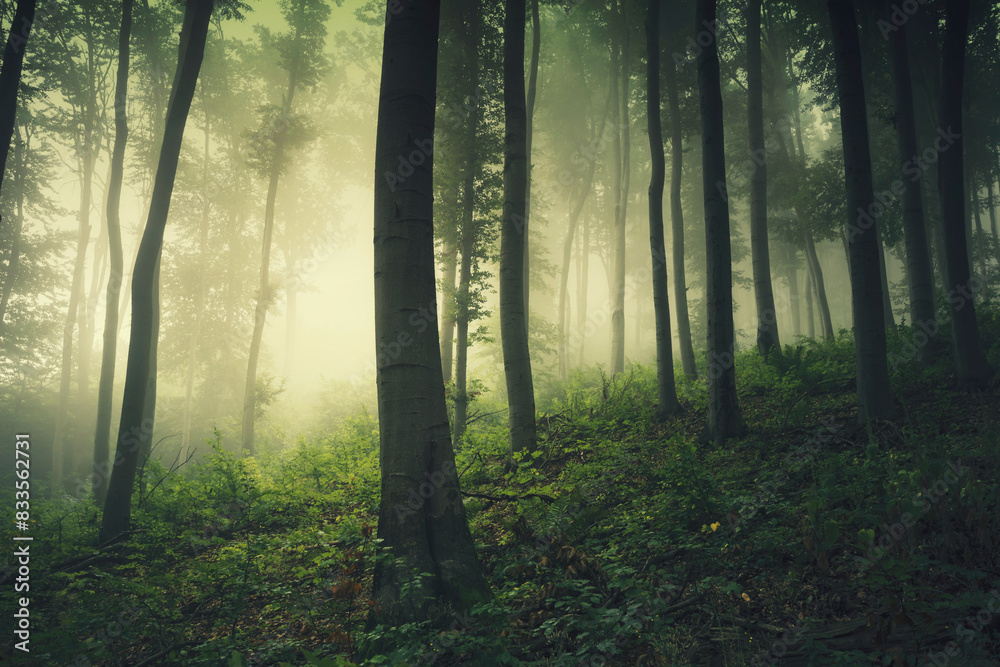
93 0 133 504
827 0 894 422
0 125 24 337
610 0 630 375
786 245 801 337
645 0 679 418
439 242 457 381
577 209 590 366
100 0 213 545
523 0 539 325
876 227 896 328
664 30 696 379
370 0 490 626
182 89 210 456
987 179 1000 268
697 0 745 445
559 93 609 379
937 0 992 387
805 269 815 338
803 231 833 340
747 0 780 357
501 0 536 459
453 144 477 447
972 185 987 285
887 0 936 360
0 0 36 200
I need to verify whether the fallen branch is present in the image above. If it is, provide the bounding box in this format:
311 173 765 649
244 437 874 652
461 490 556 503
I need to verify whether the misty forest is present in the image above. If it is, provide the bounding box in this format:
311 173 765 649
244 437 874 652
2 0 1000 664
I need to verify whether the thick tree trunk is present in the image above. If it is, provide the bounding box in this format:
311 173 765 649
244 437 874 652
93 0 132 504
645 0 679 418
0 0 36 200
100 0 213 545
610 0 630 375
887 1 936 360
938 0 992 387
827 0 894 421
501 0 536 459
664 38 697 379
523 0 539 324
370 0 490 627
747 0 780 357
697 0 745 445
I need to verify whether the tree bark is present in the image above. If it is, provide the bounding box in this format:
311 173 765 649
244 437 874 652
697 0 745 445
610 0 630 375
887 0 936 360
439 242 457 381
645 0 679 418
987 180 999 269
0 125 23 337
93 0 133 504
500 0 536 460
937 0 992 387
0 0 36 202
523 0 539 325
747 0 780 357
100 0 214 545
826 0 894 421
664 29 697 379
370 0 490 627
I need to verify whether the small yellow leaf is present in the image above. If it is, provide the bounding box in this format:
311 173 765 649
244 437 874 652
742 593 751 602
711 522 721 532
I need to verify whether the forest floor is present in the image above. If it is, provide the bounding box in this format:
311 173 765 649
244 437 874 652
4 326 1000 666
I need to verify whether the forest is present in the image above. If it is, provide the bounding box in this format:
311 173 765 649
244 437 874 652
1 0 999 664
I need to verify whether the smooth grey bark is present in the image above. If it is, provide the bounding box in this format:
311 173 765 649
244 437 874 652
523 0 539 324
697 0 745 445
610 0 630 376
370 0 490 626
876 226 896 329
0 0 36 199
747 0 780 357
500 0 536 459
786 245 801 336
938 0 992 387
100 0 213 544
887 1 936 359
439 242 457 381
827 0 894 422
804 269 815 338
93 0 133 504
664 34 697 379
645 0 679 418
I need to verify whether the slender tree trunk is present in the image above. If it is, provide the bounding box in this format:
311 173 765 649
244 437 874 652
0 126 24 337
876 227 896 328
664 32 696 379
987 180 999 268
697 0 745 445
577 209 590 366
439 242 457 381
645 0 679 418
887 0 936 359
453 153 477 447
786 245 801 337
370 0 490 627
182 90 210 456
0 0 36 201
937 0 992 387
805 269 815 338
500 0 536 459
803 230 834 339
93 0 132 504
747 0 780 357
610 0 630 375
827 0 894 421
972 186 987 285
100 0 214 545
523 0 539 325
